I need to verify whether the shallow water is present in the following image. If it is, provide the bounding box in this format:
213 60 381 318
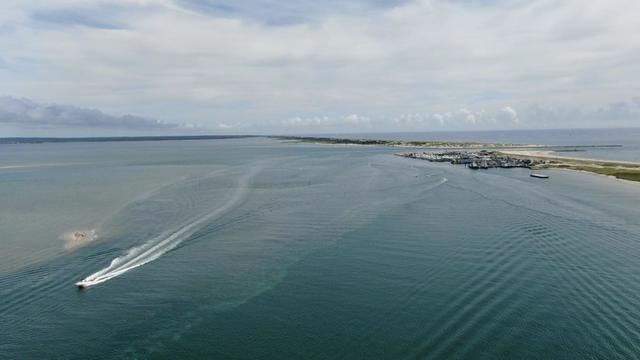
1 135 640 359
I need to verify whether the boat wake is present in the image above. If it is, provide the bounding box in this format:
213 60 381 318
75 166 260 288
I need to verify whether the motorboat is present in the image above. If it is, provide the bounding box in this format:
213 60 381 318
530 173 549 179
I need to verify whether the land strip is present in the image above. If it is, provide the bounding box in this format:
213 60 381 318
279 136 638 182
499 150 640 182
274 136 533 149
398 149 640 183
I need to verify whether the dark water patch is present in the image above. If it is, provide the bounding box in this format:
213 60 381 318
514 214 640 358
409 224 536 358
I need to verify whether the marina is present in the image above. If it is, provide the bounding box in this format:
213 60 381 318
397 150 547 170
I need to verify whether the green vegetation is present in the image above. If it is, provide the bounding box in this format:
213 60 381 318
499 151 640 183
596 162 640 168
547 164 640 182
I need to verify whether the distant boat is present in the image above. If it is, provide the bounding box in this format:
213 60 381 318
530 173 549 179
469 161 480 170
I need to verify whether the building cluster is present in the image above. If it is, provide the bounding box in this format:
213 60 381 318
398 151 546 169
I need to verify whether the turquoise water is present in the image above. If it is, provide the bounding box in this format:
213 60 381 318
1 133 640 359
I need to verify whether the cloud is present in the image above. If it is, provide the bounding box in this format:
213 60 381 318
518 98 640 128
0 0 639 133
393 107 519 129
174 0 409 25
0 96 194 130
343 114 371 125
391 99 640 130
497 107 519 125
31 7 126 29
281 114 371 128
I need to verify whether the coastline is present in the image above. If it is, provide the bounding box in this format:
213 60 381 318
498 150 640 167
548 167 640 187
279 136 640 183
498 150 640 183
276 136 537 149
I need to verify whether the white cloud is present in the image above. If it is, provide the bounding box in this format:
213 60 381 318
0 96 194 130
0 0 639 133
518 98 640 128
390 99 640 130
394 107 519 129
497 107 519 125
280 114 371 130
343 114 370 125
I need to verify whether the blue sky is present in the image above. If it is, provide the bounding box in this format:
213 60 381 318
174 0 412 25
0 0 639 135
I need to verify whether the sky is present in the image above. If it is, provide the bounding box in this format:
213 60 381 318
0 0 639 136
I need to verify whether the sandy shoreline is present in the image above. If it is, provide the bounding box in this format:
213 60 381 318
288 140 542 150
499 150 640 166
498 150 640 185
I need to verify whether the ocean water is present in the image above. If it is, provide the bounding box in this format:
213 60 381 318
1 131 640 359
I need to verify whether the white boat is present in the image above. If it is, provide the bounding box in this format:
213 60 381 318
530 173 549 179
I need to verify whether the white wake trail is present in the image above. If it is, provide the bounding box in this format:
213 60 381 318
76 167 260 288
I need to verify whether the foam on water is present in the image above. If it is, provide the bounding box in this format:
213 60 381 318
75 165 262 288
61 229 98 250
